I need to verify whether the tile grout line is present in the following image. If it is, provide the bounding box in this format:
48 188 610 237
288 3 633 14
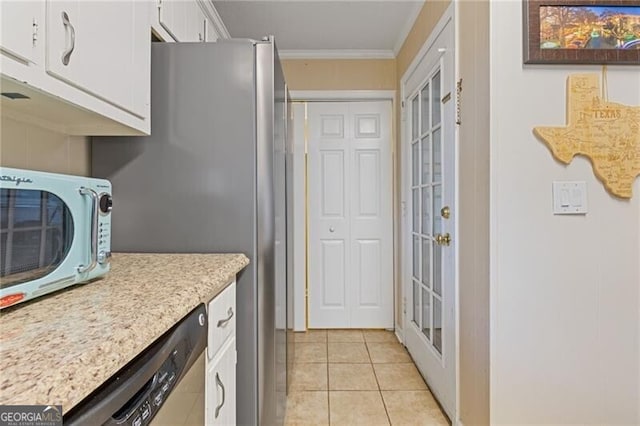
364 332 393 425
325 329 331 425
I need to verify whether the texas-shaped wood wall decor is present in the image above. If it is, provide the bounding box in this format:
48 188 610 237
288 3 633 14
534 74 640 199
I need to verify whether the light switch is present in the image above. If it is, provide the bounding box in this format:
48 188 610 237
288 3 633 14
553 181 587 215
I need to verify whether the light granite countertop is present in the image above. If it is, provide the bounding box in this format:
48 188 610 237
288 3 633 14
0 253 249 413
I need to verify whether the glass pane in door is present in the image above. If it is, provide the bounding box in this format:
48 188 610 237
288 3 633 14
420 84 430 134
433 185 442 236
421 287 431 340
412 235 420 280
432 70 441 126
433 297 442 353
432 128 442 183
412 96 419 139
412 142 419 186
421 187 430 235
421 136 430 184
433 244 442 296
412 189 419 232
413 280 420 326
421 237 430 288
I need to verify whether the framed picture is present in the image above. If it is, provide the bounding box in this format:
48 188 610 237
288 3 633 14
523 0 640 64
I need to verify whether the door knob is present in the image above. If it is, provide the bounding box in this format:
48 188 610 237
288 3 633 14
441 206 450 219
329 227 335 233
435 233 451 246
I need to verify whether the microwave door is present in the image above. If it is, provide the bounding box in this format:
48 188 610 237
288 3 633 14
0 188 75 289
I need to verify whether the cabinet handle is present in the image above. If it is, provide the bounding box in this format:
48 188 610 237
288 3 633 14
215 372 226 419
217 307 234 328
61 11 75 65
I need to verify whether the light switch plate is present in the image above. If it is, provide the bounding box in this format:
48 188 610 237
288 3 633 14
553 181 587 215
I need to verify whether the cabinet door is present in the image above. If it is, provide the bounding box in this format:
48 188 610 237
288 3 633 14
45 1 149 118
205 17 219 42
0 1 43 64
206 340 237 426
187 4 207 42
159 0 206 42
208 281 236 360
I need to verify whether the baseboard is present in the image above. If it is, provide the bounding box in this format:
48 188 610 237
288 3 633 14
394 326 404 344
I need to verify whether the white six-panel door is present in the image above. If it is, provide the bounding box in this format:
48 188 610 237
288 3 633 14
308 101 393 329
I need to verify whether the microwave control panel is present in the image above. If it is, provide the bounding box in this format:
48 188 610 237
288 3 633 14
98 193 112 265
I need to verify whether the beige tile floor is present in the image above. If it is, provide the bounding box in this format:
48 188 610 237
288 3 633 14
151 331 448 425
286 329 450 426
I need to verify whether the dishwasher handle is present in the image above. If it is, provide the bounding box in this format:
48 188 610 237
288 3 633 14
63 304 207 426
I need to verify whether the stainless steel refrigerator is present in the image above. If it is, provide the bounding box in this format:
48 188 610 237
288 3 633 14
92 38 293 426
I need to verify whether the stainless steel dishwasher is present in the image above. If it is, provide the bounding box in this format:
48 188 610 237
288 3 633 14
64 305 207 426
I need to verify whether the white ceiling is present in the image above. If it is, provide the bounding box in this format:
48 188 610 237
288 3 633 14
211 1 424 58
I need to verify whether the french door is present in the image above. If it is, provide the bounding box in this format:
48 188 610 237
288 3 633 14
404 19 456 419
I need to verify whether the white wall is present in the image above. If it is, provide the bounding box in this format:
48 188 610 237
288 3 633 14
490 2 640 424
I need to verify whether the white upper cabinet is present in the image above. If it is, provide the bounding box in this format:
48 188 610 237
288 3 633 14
45 1 149 118
1 0 225 135
189 4 208 42
158 0 207 42
1 0 151 135
0 1 44 64
206 17 219 42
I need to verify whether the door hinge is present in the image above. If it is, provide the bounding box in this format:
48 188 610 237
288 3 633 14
403 297 407 314
32 18 39 45
456 79 463 126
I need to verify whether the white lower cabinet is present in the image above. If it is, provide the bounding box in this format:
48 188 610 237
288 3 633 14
206 338 236 425
205 280 237 425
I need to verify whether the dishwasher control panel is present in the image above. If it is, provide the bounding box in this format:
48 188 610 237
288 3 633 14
115 349 182 426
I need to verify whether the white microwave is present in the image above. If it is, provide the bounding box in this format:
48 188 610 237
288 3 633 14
0 167 112 308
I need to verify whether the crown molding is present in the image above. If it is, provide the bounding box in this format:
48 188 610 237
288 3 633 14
393 1 424 55
278 49 395 60
199 0 231 39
